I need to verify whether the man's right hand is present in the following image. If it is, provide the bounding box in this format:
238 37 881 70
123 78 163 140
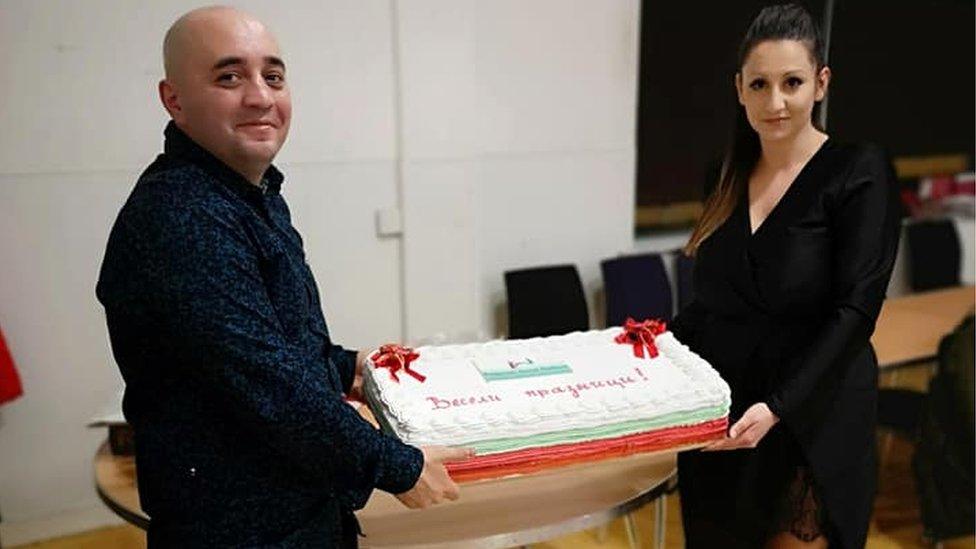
395 446 475 509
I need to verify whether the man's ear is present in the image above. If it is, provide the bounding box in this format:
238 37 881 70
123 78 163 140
158 79 182 121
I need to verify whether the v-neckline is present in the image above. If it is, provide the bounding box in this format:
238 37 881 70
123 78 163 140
746 138 830 237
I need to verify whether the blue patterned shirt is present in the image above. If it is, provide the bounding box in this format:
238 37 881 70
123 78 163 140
97 122 422 546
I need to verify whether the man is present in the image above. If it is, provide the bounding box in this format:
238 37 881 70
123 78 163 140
97 6 469 546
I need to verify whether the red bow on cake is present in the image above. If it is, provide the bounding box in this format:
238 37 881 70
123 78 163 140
371 344 426 383
615 318 667 359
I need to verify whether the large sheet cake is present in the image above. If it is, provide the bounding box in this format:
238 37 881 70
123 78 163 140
364 324 730 481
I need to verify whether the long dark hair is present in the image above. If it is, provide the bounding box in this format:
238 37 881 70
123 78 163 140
686 3 826 254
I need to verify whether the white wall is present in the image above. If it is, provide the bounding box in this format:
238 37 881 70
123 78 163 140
0 0 641 543
957 218 976 284
396 0 640 341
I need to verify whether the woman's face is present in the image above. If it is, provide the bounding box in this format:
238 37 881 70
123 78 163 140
736 39 830 143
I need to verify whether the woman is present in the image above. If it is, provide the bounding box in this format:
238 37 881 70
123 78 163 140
671 4 900 548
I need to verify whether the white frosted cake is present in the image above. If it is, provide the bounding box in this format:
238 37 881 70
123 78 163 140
364 324 730 480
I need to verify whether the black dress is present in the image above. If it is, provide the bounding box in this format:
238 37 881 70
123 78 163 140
671 140 901 548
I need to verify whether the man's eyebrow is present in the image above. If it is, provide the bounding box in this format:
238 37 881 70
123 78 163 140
266 56 285 70
211 56 286 71
212 56 244 71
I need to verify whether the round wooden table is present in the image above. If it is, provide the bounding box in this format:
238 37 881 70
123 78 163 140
94 440 681 548
872 285 975 369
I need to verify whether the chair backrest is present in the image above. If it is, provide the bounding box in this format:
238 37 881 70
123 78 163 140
914 315 975 540
906 219 961 291
674 251 695 311
504 264 589 339
600 253 673 327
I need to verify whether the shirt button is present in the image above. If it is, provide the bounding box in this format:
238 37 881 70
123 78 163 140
189 467 197 477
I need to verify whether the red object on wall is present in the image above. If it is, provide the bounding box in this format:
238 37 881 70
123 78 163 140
0 327 23 405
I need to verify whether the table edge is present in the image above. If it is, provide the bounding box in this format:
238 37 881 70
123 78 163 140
364 467 678 549
93 440 150 530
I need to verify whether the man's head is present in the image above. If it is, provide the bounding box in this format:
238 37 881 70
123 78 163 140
160 6 291 184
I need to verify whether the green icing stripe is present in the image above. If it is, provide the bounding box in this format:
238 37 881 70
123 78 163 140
467 404 728 454
481 364 572 381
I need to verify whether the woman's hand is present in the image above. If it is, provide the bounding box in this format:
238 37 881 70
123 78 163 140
703 402 779 451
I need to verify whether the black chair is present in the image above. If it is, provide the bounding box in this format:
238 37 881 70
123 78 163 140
906 219 961 291
673 250 696 311
877 388 925 438
913 315 975 543
600 253 673 327
504 264 589 339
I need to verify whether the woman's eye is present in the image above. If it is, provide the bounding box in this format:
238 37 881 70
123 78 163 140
748 79 766 91
786 76 804 88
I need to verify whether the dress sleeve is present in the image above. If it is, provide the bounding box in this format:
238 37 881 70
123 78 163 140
122 198 422 505
766 145 901 424
670 298 709 351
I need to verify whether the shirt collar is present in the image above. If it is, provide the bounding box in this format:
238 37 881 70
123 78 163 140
162 121 284 198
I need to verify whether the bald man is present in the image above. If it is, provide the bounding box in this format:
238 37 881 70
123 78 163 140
97 7 468 547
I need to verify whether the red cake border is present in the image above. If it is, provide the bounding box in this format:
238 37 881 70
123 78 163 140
446 417 728 482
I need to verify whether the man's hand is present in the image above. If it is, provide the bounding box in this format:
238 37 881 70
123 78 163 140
395 446 475 509
348 350 369 403
703 402 779 451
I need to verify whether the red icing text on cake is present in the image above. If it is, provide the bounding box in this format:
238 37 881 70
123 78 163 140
427 394 503 410
524 372 649 399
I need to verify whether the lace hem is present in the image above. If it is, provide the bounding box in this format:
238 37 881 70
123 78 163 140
771 466 825 542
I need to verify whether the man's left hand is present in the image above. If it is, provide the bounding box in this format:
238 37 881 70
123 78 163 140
703 402 779 451
348 350 368 402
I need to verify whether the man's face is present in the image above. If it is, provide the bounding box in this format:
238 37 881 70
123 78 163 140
163 14 291 177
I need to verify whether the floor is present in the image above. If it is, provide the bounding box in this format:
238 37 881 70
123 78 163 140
10 366 974 549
